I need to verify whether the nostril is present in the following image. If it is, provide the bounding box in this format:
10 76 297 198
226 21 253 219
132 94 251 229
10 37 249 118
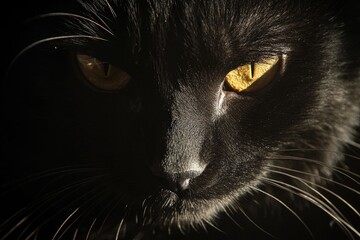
172 170 202 191
151 169 203 193
178 178 190 190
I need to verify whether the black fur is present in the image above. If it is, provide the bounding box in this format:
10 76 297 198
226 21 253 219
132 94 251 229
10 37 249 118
2 0 360 239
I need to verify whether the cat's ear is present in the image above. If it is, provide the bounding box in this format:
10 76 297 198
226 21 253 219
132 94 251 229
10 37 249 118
75 53 131 91
225 56 280 93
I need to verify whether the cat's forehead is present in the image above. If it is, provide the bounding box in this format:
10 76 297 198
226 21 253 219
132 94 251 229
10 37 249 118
77 0 334 87
81 0 323 43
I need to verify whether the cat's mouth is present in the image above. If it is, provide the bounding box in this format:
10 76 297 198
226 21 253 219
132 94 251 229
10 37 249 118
137 189 229 230
101 189 228 237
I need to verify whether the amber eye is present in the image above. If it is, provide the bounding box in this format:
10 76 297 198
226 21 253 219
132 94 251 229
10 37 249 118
225 56 280 93
76 53 131 91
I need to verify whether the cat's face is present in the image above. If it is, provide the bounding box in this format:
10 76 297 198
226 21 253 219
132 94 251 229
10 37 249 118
2 0 360 239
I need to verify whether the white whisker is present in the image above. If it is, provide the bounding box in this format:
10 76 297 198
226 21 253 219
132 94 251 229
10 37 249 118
238 207 278 239
33 231 39 240
51 208 79 240
103 0 117 19
203 218 224 234
222 207 244 230
24 228 39 240
14 177 106 240
266 164 359 216
8 35 108 74
85 218 97 240
1 165 102 186
261 176 359 239
262 175 347 222
94 197 124 238
267 163 360 195
332 137 360 150
0 217 28 240
115 217 125 240
18 175 105 225
276 148 360 161
268 155 360 180
26 13 114 36
72 228 78 240
0 209 27 233
265 170 358 239
248 185 315 240
115 204 129 240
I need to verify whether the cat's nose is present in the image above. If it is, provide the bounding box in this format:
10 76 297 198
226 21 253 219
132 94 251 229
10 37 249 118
151 169 204 193
168 171 202 192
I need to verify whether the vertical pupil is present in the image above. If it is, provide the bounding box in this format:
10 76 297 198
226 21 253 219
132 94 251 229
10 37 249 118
102 62 110 76
250 62 255 78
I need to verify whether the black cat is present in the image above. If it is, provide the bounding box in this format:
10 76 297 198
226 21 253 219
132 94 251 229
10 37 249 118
2 0 360 239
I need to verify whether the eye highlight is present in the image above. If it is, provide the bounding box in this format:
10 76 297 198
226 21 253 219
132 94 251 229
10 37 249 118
76 53 131 91
225 56 280 93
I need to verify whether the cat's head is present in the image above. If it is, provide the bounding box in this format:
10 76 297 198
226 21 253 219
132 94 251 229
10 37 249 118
3 0 360 238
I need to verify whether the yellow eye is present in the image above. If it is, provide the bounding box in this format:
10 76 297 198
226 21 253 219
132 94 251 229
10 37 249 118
225 56 280 93
76 53 131 91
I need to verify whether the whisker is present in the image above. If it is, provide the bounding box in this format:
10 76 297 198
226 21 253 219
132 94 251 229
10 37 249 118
93 197 124 238
247 185 315 240
22 174 106 219
1 166 101 190
198 220 207 234
52 181 117 240
268 155 360 182
12 214 42 239
72 228 78 240
331 136 360 150
8 35 107 74
262 174 348 224
238 206 278 239
48 179 113 234
77 0 114 30
220 197 248 231
34 172 106 198
72 185 122 238
53 216 81 240
0 217 28 240
263 177 356 239
85 218 97 240
276 148 360 161
51 208 79 240
176 215 185 235
33 231 39 240
222 207 244 230
266 165 359 216
267 163 360 195
103 0 117 19
261 177 359 239
203 218 225 235
115 205 128 240
0 209 27 233
23 227 39 240
141 195 152 210
8 176 106 240
88 11 112 32
25 13 114 36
